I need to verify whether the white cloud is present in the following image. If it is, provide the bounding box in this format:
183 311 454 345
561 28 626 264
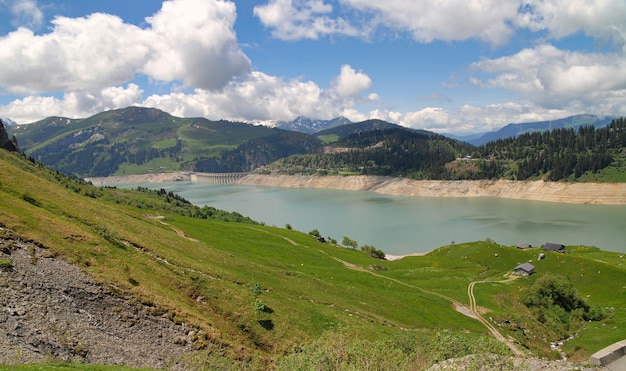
471 44 626 111
517 0 626 51
142 0 250 89
0 0 249 95
255 0 520 44
253 0 360 40
367 103 576 134
255 0 626 49
332 65 372 96
343 0 518 45
0 13 147 94
143 65 375 121
0 84 143 124
3 0 44 29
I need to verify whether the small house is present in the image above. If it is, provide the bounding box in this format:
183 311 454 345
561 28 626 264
543 243 566 253
514 263 535 276
517 243 532 249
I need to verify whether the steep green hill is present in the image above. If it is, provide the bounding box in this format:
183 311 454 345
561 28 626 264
1 147 625 368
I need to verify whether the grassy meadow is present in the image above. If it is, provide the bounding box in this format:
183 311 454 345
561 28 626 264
1 149 625 368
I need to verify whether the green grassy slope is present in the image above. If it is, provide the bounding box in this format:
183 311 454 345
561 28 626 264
1 149 624 367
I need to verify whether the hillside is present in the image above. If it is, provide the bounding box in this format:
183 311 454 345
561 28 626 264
264 118 626 182
10 108 625 184
1 142 625 368
8 107 319 178
465 114 616 146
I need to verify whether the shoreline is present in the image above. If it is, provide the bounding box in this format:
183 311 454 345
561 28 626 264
85 172 626 205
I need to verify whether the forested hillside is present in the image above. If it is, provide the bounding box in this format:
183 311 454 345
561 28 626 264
472 117 626 181
268 127 471 179
266 118 626 182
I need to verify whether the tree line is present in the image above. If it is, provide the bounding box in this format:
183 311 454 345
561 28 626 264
473 117 626 180
270 118 626 182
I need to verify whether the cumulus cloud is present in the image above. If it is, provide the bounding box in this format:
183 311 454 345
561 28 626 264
142 0 250 89
471 44 626 111
0 84 143 124
0 14 147 95
143 65 375 121
332 65 372 97
0 0 249 95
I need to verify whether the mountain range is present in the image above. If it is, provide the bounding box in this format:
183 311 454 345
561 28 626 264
6 107 624 181
448 114 616 146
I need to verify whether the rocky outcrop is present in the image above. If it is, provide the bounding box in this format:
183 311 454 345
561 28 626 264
0 228 197 369
0 119 19 152
237 174 626 205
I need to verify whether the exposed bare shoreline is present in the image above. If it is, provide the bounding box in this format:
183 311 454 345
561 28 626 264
86 172 626 205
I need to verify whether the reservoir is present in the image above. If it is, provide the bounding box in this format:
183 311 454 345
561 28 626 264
114 182 626 256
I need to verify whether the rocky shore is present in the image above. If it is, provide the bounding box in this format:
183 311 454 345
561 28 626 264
87 172 626 205
238 174 626 205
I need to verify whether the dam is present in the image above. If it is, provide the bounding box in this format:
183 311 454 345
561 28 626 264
190 172 249 184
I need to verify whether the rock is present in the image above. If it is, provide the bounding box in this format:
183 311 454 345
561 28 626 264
0 119 18 152
0 231 197 369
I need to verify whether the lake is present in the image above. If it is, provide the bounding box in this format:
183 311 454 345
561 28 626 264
113 181 626 256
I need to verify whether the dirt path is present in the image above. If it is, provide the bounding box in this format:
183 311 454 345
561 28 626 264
467 276 525 357
144 214 199 242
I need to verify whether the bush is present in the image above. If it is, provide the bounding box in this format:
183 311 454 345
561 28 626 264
523 274 605 338
0 259 12 269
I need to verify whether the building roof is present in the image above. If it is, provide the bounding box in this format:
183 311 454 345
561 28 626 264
514 263 535 273
544 243 565 251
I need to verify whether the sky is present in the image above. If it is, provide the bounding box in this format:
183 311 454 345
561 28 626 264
0 0 625 134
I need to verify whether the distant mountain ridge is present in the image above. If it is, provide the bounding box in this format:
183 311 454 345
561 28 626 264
274 116 352 134
464 114 616 146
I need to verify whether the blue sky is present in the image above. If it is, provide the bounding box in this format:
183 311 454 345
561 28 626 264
0 0 625 133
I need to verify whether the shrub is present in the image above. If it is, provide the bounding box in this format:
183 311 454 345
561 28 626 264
0 259 12 269
523 274 605 338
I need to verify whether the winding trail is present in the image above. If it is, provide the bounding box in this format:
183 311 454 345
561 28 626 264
467 277 525 357
246 226 525 356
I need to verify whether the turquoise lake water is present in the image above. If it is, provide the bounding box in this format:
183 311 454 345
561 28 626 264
113 181 626 256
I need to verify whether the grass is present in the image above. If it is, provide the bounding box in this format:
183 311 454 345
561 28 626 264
1 149 624 366
317 134 339 144
0 365 156 371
